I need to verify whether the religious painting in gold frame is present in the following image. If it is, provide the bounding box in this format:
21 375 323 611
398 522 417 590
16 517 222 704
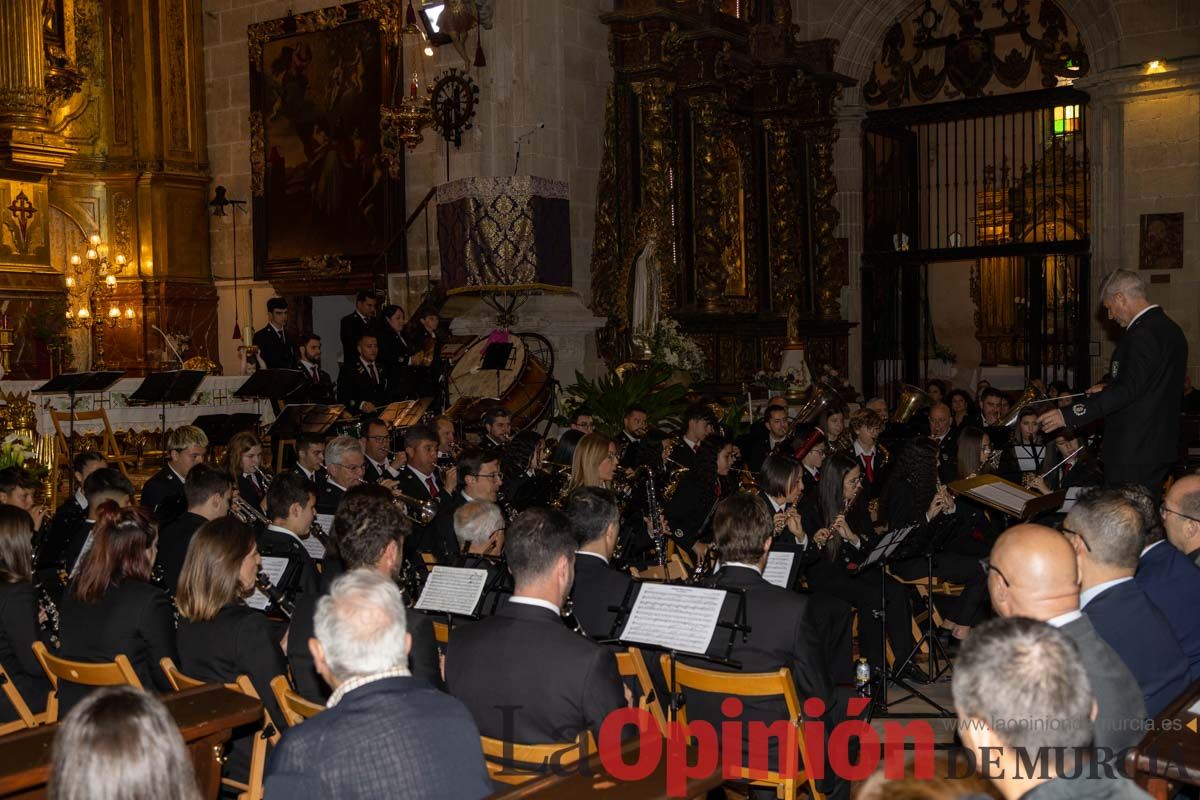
248 1 404 279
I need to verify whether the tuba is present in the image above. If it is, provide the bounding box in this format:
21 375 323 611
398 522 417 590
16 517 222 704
893 384 932 424
792 382 840 425
1001 382 1050 427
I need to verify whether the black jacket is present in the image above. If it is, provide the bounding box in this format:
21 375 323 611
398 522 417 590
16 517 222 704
257 527 321 605
36 495 85 571
264 676 492 800
156 511 207 595
315 480 346 516
375 325 413 372
252 325 297 370
290 363 337 406
445 600 626 745
1063 306 1187 470
140 466 185 524
1057 614 1146 753
336 360 390 413
429 490 469 563
570 552 634 640
0 582 50 722
339 312 373 362
57 580 178 714
664 473 721 548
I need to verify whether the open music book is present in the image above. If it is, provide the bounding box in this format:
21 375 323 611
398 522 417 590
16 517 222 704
949 474 1067 520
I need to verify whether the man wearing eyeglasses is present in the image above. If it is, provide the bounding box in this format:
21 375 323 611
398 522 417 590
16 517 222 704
1038 270 1187 500
316 436 367 516
360 419 404 484
424 449 503 564
1163 475 1200 567
987 524 1146 753
1065 489 1190 717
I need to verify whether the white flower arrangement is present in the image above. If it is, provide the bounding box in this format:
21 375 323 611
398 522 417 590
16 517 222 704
633 318 705 376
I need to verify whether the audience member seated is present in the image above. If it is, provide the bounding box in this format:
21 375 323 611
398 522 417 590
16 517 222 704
1163 474 1200 567
154 465 232 594
288 486 439 702
0 505 50 721
37 451 105 571
57 504 176 715
987 524 1147 753
61 468 134 578
1121 485 1200 680
140 425 208 525
446 507 626 748
564 487 633 639
952 617 1152 800
49 686 201 800
265 569 491 799
176 517 287 781
1066 488 1190 717
453 500 511 615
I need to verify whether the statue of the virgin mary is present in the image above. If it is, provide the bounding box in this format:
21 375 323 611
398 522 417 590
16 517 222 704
630 236 661 358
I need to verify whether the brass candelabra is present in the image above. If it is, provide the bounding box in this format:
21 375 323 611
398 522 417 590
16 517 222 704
64 233 135 369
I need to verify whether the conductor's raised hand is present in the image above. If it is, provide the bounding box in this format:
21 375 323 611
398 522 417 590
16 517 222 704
1037 407 1066 434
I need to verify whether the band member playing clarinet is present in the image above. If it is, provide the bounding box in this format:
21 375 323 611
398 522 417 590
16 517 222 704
1039 269 1187 499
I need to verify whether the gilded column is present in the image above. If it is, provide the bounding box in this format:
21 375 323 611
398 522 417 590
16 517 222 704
810 124 843 320
690 94 728 311
0 0 47 127
637 78 676 316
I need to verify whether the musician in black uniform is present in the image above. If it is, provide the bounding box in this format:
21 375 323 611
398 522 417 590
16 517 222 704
481 406 512 449
261 471 321 605
393 425 449 552
499 429 553 514
38 451 105 571
360 418 403 484
338 288 377 364
252 297 298 369
849 408 889 500
1039 270 1187 499
336 333 389 415
0 506 50 723
292 333 336 405
1027 430 1102 494
565 487 633 640
1001 408 1047 484
429 448 503 564
664 435 736 552
617 404 648 469
155 465 232 594
140 425 208 526
374 304 414 384
315 436 366 516
224 430 269 512
669 404 717 471
404 305 442 401
289 433 326 484
452 500 511 615
979 388 1011 450
928 403 959 485
791 424 827 506
736 403 790 475
62 468 135 578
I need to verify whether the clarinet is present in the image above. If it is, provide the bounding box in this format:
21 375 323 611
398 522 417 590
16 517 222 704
643 469 669 569
255 570 294 619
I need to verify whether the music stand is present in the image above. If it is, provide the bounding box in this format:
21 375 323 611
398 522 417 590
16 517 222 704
268 404 346 469
191 413 261 448
32 371 126 492
479 342 514 399
888 519 963 685
234 368 308 421
127 370 206 466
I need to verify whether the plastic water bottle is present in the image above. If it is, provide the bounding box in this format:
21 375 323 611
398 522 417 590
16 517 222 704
855 658 871 695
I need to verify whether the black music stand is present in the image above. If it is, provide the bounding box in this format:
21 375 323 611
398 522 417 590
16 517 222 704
191 413 261 448
33 371 125 492
889 518 963 685
235 368 307 405
127 370 206 466
268 404 346 469
479 342 514 399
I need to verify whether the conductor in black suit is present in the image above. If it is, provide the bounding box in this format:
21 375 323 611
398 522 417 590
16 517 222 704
252 296 297 369
446 507 627 748
1040 270 1187 498
338 288 377 364
564 487 634 640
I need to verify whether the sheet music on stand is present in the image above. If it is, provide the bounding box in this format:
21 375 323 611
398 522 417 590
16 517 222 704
246 555 289 611
619 583 727 655
414 566 489 617
299 535 325 561
377 399 431 428
1057 486 1083 514
855 524 917 572
762 551 796 589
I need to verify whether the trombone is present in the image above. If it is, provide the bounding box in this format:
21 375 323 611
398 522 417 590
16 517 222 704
392 491 438 525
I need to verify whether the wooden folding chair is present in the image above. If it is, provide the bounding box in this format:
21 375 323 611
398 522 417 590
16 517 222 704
432 620 450 647
49 408 137 480
32 641 141 722
0 661 47 737
268 675 323 727
159 658 276 800
615 647 667 736
630 554 689 582
661 654 825 800
479 732 596 786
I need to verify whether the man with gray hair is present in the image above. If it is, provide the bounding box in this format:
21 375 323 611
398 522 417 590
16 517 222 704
952 617 1152 800
1066 488 1190 716
316 435 365 514
453 500 511 614
265 569 491 799
1038 269 1186 498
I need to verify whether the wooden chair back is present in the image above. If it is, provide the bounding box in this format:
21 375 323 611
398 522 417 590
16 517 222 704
0 661 45 737
432 621 450 646
269 675 323 727
615 647 667 736
661 654 825 800
32 641 141 722
49 408 135 479
479 732 596 786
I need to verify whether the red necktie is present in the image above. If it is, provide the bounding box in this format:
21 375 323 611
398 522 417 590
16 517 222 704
426 476 439 499
368 363 378 384
863 453 874 483
1062 462 1072 477
310 366 319 384
692 442 699 453
714 481 722 498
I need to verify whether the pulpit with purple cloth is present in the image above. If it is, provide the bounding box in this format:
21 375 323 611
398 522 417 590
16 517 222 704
436 177 573 294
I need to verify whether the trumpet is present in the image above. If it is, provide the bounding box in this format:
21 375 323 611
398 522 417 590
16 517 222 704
256 467 273 491
392 490 438 525
231 495 269 526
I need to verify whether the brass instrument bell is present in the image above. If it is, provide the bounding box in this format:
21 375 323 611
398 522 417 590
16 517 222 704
1000 382 1050 427
793 383 840 424
893 384 932 424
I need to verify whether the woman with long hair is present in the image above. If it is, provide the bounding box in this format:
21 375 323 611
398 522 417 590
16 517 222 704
566 433 618 493
224 430 269 509
57 504 176 715
818 405 851 455
49 686 201 800
881 438 990 643
954 426 996 480
947 389 979 431
176 517 286 782
0 504 50 720
950 427 1005 556
665 435 735 552
1000 408 1046 482
802 453 922 680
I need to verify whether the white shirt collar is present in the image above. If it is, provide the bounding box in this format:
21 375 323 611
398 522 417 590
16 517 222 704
270 324 285 334
267 523 304 544
1046 609 1083 628
300 359 319 370
74 488 86 510
576 550 609 565
804 465 818 477
462 491 477 504
683 437 699 450
854 440 875 458
298 465 315 480
327 666 411 708
169 465 187 483
328 479 349 492
1079 576 1134 609
721 560 763 576
408 464 434 483
360 358 376 370
1141 539 1166 557
1127 304 1159 329
766 495 787 513
508 595 561 615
